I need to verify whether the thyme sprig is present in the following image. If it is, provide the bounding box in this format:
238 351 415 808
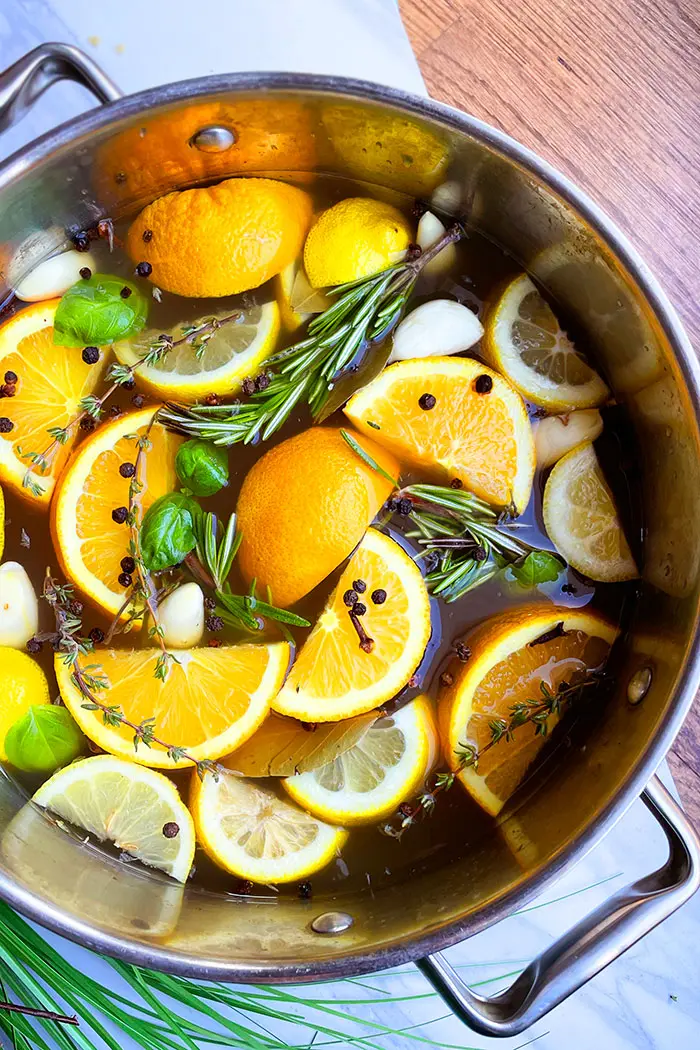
158 225 465 446
20 312 241 497
392 483 535 602
388 671 603 837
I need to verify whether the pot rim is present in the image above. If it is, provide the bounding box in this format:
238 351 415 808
1 71 698 982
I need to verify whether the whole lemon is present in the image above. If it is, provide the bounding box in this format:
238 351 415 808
0 648 50 762
303 198 412 288
126 178 313 298
236 427 399 608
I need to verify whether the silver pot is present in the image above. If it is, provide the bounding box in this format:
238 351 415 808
0 43 698 1040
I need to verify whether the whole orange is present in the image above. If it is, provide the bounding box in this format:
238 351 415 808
236 427 400 608
126 178 313 298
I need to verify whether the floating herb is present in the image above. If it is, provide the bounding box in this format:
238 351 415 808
53 274 148 347
175 438 229 496
339 428 399 486
4 705 85 775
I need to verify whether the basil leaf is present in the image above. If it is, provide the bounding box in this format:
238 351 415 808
509 550 565 588
53 274 148 347
176 440 229 497
5 705 85 775
140 492 201 572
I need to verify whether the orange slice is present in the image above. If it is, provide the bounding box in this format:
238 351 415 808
344 357 535 512
51 408 182 617
55 642 290 769
0 301 107 506
272 528 431 722
438 606 617 816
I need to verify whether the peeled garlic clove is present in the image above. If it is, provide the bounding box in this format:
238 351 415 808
430 180 462 213
13 249 98 302
0 562 39 648
159 583 205 649
389 299 483 363
533 409 604 469
416 211 458 278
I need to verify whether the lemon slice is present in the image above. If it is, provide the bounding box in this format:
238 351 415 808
484 274 609 411
285 696 437 825
114 300 280 401
190 771 347 883
32 755 195 882
273 261 329 332
543 442 638 581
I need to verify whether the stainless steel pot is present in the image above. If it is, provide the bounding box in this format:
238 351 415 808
0 43 698 1040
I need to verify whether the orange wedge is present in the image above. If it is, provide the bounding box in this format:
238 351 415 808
272 528 431 722
344 357 535 512
0 301 107 506
56 642 290 769
51 408 182 617
438 606 617 816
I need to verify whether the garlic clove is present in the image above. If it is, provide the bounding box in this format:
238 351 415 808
158 583 205 650
430 180 462 214
13 249 98 303
0 562 39 648
533 409 604 469
416 211 458 278
389 298 484 363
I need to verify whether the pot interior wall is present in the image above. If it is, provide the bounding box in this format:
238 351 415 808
0 84 698 977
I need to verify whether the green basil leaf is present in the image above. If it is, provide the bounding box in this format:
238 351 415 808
509 550 565 588
4 705 85 775
175 440 229 497
140 492 201 572
53 274 148 347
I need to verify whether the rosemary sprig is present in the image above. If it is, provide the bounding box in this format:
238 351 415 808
389 671 603 836
20 312 240 497
188 511 310 633
44 572 228 779
392 483 536 602
158 225 464 446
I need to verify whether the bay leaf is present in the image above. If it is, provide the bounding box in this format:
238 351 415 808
227 711 377 777
316 340 393 422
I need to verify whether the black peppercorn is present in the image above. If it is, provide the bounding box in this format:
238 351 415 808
204 393 221 406
80 416 95 431
119 462 135 479
298 881 313 900
371 588 387 605
0 384 16 398
26 638 43 654
398 801 416 818
71 231 91 252
343 589 358 607
4 371 18 384
406 242 423 261
109 405 123 417
89 627 105 645
69 599 84 616
112 506 129 524
418 392 437 410
162 822 180 839
352 579 367 594
120 556 136 574
255 372 271 392
0 417 14 433
473 546 488 562
122 379 136 392
241 377 256 397
135 261 153 278
301 722 318 732
82 346 100 365
385 497 398 512
236 879 254 895
397 497 413 516
453 641 471 662
474 374 493 394
79 266 92 280
206 615 225 632
353 602 367 616
204 596 217 610
131 394 145 408
450 478 463 489
561 582 577 595
120 286 132 299
439 671 454 688
142 229 153 243
118 572 133 588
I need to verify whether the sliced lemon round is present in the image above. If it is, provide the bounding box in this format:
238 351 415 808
484 274 609 411
33 755 195 881
190 771 347 883
438 606 618 816
272 528 432 722
543 441 638 581
113 300 280 401
284 696 437 825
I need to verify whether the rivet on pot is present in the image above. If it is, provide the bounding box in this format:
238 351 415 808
627 666 652 705
310 911 354 935
190 126 236 153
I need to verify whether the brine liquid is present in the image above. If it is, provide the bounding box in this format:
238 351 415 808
1 175 641 897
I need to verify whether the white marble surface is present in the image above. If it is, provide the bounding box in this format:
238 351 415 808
0 2 698 1047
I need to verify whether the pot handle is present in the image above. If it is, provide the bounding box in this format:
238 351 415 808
417 775 700 1038
0 43 121 134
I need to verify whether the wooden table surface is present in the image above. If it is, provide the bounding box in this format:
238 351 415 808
399 0 700 824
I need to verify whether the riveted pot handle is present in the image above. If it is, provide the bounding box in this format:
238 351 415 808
0 43 121 135
417 775 700 1038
